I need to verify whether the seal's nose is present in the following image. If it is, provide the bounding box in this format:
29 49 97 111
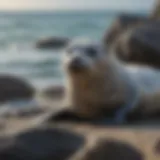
69 57 84 72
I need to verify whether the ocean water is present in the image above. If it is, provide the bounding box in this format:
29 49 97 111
0 11 147 89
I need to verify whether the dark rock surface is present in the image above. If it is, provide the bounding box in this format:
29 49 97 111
104 14 149 47
36 37 70 49
113 21 160 68
0 126 85 160
75 139 144 160
0 75 34 103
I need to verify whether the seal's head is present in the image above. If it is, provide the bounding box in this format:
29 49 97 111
62 38 127 118
63 39 107 76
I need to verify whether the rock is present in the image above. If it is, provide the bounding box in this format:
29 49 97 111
113 21 160 68
103 14 149 48
72 139 144 160
151 0 160 19
0 126 85 160
42 85 65 99
36 37 70 49
0 75 34 103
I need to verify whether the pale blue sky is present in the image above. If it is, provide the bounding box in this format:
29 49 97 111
0 0 155 11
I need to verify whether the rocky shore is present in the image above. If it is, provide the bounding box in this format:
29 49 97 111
0 1 160 160
0 73 160 160
0 116 160 160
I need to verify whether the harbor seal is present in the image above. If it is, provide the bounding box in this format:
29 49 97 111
60 39 160 123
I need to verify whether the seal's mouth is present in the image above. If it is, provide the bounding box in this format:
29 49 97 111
68 58 87 73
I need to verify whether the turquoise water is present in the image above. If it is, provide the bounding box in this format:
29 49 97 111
0 11 147 89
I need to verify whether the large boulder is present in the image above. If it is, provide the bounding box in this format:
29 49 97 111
36 37 70 49
0 75 34 103
104 14 149 48
113 21 160 68
0 126 85 160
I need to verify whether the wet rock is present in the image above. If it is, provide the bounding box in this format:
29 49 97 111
104 14 149 48
0 126 85 160
113 21 160 68
36 37 70 49
0 75 34 103
73 139 144 160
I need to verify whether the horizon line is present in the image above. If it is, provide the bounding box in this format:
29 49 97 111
0 8 150 13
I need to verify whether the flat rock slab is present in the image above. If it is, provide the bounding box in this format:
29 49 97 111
0 126 85 160
71 138 144 160
67 125 160 160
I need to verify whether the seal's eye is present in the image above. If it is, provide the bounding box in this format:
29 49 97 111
85 47 97 57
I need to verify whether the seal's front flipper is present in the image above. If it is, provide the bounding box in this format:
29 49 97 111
50 109 80 122
43 108 91 124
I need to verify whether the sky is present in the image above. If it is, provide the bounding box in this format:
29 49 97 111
0 0 156 11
